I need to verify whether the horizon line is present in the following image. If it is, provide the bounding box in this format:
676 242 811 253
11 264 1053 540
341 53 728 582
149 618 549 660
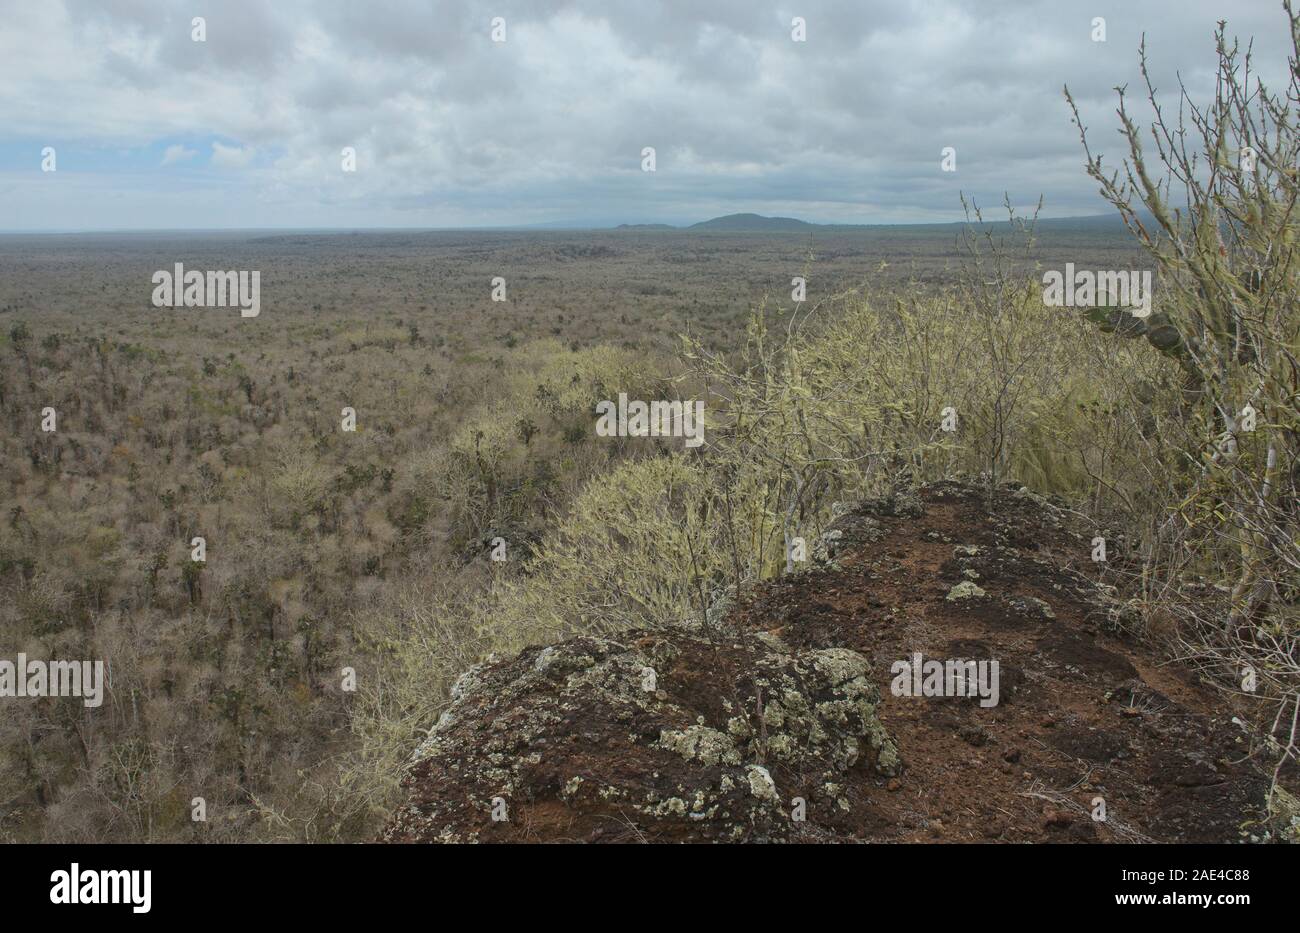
0 211 1119 236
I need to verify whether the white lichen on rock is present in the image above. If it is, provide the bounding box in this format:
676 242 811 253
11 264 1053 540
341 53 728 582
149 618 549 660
746 765 780 804
946 580 987 601
386 625 902 842
657 725 743 767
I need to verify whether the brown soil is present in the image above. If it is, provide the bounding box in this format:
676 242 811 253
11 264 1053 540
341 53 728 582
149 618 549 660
383 481 1276 843
728 482 1270 842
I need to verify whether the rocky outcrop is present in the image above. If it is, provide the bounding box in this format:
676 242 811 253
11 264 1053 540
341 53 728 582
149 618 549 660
383 628 899 843
383 481 1277 843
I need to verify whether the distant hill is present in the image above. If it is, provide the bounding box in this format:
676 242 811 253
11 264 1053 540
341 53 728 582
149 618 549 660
608 212 1134 234
688 213 817 232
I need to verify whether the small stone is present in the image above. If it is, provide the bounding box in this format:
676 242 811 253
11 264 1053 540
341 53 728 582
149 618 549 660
1043 809 1072 829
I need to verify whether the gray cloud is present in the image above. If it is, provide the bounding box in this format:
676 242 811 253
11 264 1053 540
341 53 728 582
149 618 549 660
0 0 1292 228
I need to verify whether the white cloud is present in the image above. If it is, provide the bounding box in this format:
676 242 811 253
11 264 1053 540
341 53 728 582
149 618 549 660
161 143 197 165
210 141 255 169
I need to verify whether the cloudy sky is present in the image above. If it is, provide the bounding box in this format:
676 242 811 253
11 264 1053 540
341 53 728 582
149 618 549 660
0 0 1292 230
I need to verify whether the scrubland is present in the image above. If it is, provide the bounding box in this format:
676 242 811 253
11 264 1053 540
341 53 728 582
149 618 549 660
0 220 1154 841
2 11 1297 843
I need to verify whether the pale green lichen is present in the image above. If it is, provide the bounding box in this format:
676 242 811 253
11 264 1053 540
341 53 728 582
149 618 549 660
1024 595 1056 619
946 580 987 601
809 647 871 687
746 765 780 803
657 725 742 767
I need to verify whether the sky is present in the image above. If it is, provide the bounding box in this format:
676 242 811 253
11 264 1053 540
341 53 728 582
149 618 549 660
0 0 1293 230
